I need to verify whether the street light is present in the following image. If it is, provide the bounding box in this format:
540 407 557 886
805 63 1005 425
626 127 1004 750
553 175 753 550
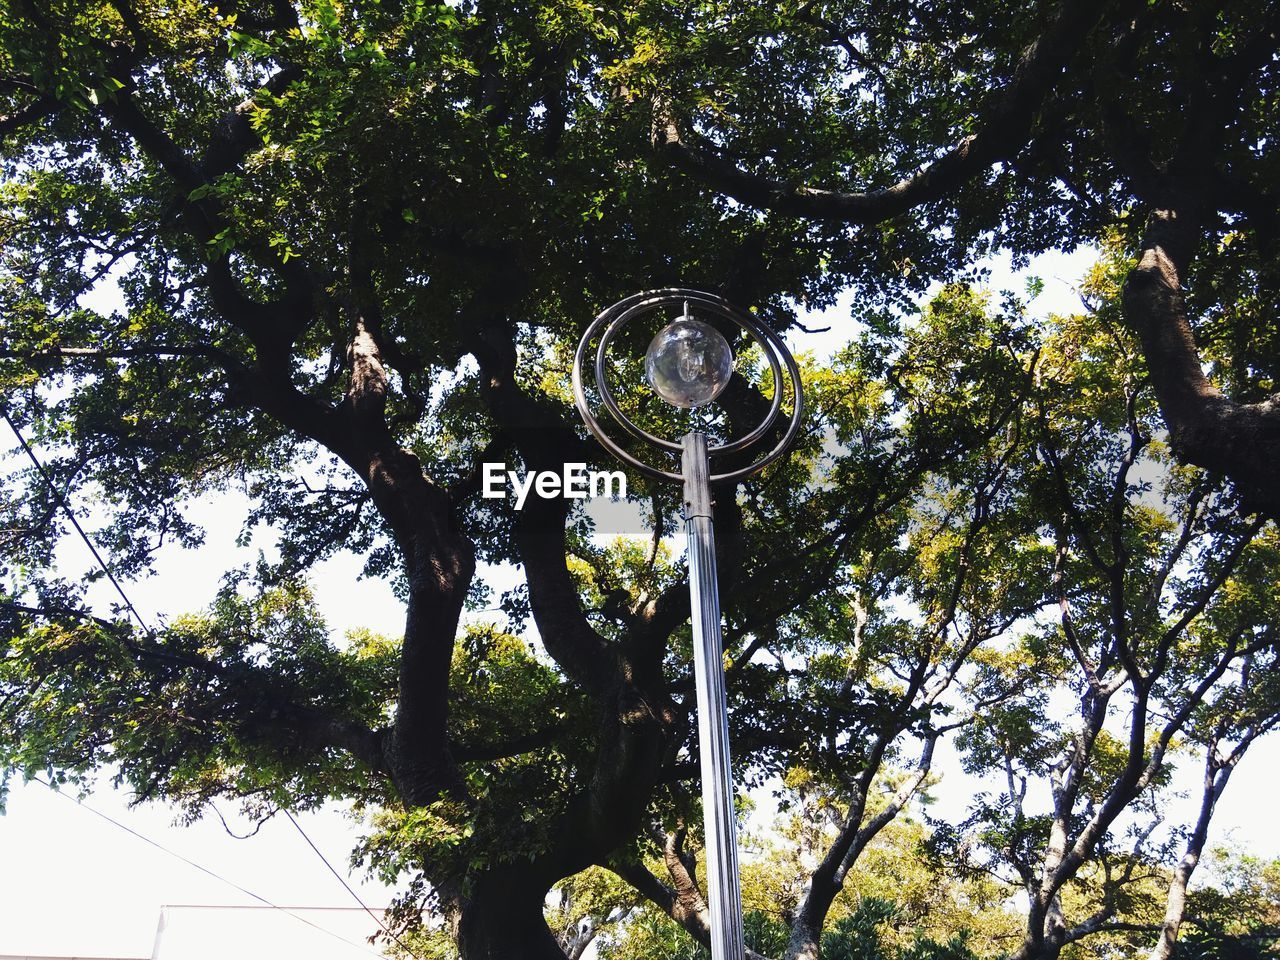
572 289 804 960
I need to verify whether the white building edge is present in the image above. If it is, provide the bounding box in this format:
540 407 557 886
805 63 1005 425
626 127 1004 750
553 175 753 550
2 904 391 960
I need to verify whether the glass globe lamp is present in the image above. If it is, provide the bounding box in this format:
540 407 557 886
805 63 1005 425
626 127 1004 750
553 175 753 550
644 318 734 408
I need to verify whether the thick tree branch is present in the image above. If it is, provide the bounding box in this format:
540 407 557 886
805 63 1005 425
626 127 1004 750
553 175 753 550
465 306 615 694
1121 208 1280 517
0 600 387 774
609 853 773 960
452 722 566 763
200 63 302 178
0 344 238 365
0 94 58 138
656 0 1108 223
786 731 937 960
76 57 478 811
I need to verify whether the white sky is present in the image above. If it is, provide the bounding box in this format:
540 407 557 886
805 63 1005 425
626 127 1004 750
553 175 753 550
1 248 1275 956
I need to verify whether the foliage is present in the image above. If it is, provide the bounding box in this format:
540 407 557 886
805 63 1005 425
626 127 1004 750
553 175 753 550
1178 847 1280 960
0 2 1277 960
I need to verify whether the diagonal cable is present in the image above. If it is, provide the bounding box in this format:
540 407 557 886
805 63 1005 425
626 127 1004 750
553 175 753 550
284 810 422 960
2 404 153 635
34 778 386 959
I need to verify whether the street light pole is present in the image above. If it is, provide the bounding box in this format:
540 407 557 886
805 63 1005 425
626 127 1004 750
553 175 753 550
682 430 745 960
573 289 803 960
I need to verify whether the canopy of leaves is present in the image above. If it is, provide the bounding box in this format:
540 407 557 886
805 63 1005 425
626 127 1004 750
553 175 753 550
1 3 1277 960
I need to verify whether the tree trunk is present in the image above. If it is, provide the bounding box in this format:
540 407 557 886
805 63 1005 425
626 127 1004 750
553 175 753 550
1006 894 1067 960
560 915 600 960
1008 935 1063 960
448 653 671 960
459 868 570 960
1150 755 1234 960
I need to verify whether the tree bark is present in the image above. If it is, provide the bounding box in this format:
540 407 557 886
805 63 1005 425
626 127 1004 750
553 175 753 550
449 677 671 960
1122 209 1280 518
439 308 677 960
1007 935 1064 960
656 0 1108 224
1148 756 1230 960
458 867 572 960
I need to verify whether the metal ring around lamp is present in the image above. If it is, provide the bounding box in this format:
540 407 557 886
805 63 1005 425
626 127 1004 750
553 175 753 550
594 291 786 454
571 288 805 485
571 287 808 960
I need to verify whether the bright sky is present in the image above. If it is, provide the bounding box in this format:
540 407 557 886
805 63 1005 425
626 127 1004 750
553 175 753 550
2 248 1276 956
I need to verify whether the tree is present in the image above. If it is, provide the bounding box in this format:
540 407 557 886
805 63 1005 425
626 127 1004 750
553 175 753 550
545 866 638 959
928 265 1279 960
1145 639 1280 960
1177 846 1280 960
607 287 1055 960
613 276 1277 960
646 0 1280 516
1 3 1276 960
601 823 1280 960
0 2 827 953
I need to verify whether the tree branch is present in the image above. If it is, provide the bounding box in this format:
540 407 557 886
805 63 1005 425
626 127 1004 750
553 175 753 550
0 599 387 774
656 0 1108 223
1121 207 1280 517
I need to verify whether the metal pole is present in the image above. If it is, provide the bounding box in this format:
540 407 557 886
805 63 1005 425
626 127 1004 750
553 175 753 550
681 430 745 960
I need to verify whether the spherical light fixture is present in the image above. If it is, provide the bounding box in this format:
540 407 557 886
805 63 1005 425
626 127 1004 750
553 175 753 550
644 317 734 408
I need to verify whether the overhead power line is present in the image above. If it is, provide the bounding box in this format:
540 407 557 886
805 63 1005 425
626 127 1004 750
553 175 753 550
7 406 420 960
34 778 386 960
285 810 421 960
1 403 153 635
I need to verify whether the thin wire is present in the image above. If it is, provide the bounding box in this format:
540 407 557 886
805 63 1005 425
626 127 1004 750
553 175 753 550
1 404 153 635
6 409 417 959
284 809 421 960
33 777 387 959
